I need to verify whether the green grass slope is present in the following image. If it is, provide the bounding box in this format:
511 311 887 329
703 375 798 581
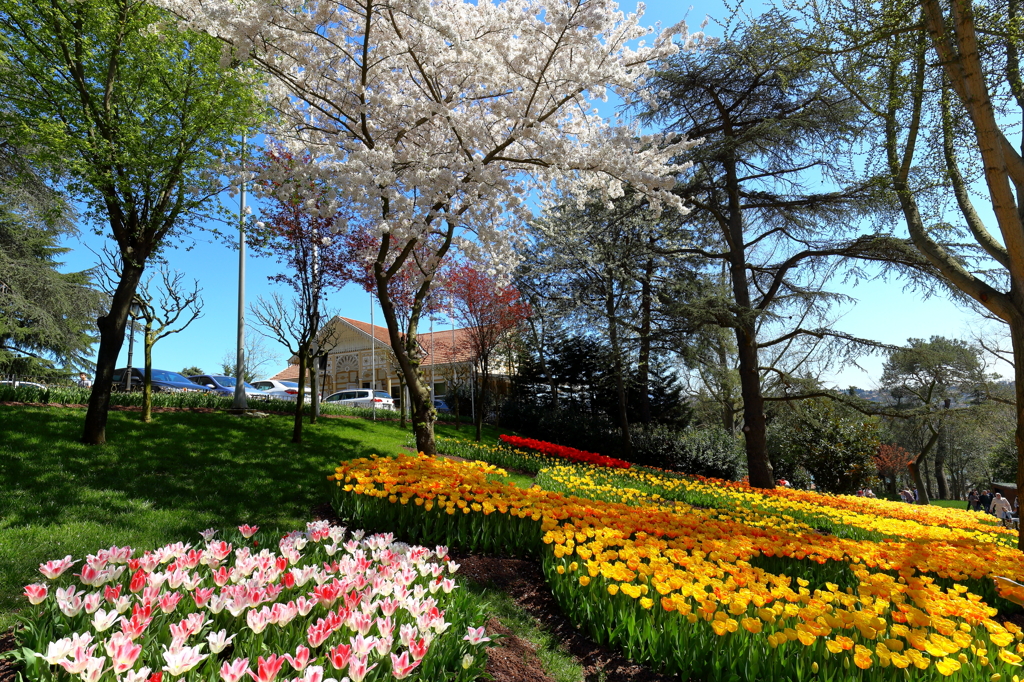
0 404 503 629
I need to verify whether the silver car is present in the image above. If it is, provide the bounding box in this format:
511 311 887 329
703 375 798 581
251 379 311 402
323 389 396 410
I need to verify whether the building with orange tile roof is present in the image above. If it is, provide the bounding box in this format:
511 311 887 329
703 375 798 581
268 316 480 399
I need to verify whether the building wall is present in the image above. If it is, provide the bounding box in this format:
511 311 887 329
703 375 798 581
321 324 472 398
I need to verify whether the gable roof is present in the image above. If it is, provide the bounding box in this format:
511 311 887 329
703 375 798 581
268 317 479 380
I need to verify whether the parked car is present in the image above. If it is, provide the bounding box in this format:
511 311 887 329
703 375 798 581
250 379 311 402
433 398 451 414
323 389 396 410
112 368 213 393
0 380 47 390
186 374 267 400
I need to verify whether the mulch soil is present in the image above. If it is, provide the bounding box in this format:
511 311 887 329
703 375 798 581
0 631 15 682
453 554 678 682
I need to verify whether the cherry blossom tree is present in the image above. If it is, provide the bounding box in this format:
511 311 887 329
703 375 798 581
157 0 697 454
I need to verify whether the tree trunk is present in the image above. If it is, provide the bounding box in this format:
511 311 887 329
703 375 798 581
292 351 308 443
908 456 927 504
374 269 436 454
142 326 154 423
735 325 772 488
1010 318 1024 549
412 386 436 455
82 263 145 445
473 357 492 442
309 360 318 425
605 289 632 460
637 257 654 424
722 154 773 489
909 428 940 505
934 429 949 499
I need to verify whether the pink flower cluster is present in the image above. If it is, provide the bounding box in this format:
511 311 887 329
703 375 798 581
23 523 488 681
499 434 632 469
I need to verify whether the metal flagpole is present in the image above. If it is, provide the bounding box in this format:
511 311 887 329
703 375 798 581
232 134 248 410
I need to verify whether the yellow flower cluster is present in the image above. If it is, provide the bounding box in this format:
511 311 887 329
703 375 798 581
330 454 1024 680
543 465 1015 546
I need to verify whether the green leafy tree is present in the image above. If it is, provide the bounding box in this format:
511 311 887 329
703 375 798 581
0 0 263 443
880 337 989 504
991 435 1019 485
180 366 203 378
777 399 880 495
796 0 1024 544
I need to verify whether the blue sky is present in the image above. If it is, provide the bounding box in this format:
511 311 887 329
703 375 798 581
53 0 1001 388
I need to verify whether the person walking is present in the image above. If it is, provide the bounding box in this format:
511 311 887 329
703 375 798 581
968 490 980 511
980 490 993 515
991 493 1013 526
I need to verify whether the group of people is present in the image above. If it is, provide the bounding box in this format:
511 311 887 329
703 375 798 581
967 489 1019 526
855 488 877 498
899 489 919 504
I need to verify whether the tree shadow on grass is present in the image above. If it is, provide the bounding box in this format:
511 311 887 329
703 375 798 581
0 406 406 531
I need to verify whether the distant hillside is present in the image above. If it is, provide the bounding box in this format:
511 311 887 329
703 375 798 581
840 380 1015 405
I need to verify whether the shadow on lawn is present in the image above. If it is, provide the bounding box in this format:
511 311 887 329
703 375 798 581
0 406 391 530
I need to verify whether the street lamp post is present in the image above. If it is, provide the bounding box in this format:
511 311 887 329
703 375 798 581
233 134 249 410
370 289 376 421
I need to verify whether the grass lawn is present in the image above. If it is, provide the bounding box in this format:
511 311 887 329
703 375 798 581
0 404 506 630
930 499 969 509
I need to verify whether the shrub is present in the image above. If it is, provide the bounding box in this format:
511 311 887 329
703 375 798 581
779 399 880 495
630 424 744 480
498 398 621 458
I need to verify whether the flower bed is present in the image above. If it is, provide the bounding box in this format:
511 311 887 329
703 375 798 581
434 437 559 474
498 434 630 469
331 454 1024 681
14 522 490 682
536 465 1015 545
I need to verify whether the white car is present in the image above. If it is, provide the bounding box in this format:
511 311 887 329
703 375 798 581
251 379 311 402
324 389 396 411
0 380 47 390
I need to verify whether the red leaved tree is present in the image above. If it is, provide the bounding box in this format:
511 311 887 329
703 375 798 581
873 444 915 497
448 264 531 441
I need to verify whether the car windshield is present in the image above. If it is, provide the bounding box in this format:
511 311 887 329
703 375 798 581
280 381 299 388
374 391 392 399
212 375 236 387
151 371 190 383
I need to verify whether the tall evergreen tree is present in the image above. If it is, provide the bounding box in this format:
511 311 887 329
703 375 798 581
639 12 928 488
0 151 103 377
